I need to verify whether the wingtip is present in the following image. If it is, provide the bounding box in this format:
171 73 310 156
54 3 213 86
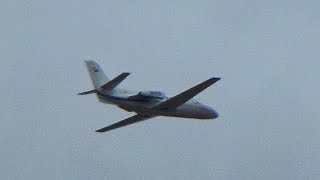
209 77 221 83
95 129 104 133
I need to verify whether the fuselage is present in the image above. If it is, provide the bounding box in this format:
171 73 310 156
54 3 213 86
96 89 218 119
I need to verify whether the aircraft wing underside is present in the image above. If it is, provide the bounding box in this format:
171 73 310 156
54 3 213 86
96 114 155 132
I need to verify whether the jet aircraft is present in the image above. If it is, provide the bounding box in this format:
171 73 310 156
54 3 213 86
79 60 220 133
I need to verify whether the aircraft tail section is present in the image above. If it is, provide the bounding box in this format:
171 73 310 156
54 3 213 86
81 60 130 96
85 60 109 89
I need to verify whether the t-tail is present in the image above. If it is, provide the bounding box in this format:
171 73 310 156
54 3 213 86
78 60 130 95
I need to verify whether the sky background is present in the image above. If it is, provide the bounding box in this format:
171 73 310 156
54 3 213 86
1 0 320 179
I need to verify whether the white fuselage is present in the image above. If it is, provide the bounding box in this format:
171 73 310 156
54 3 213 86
96 89 218 119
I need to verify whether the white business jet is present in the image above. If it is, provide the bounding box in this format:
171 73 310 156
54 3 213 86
79 60 220 133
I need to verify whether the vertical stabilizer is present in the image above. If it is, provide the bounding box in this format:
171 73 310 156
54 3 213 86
85 60 109 89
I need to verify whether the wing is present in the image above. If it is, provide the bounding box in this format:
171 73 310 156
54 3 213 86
96 114 155 133
152 77 220 110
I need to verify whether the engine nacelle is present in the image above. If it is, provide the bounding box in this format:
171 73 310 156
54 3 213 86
138 91 166 99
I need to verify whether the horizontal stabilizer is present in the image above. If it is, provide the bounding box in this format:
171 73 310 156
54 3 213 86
100 73 130 90
78 90 96 95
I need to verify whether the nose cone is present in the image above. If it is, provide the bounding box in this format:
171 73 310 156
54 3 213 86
209 109 219 119
205 106 219 119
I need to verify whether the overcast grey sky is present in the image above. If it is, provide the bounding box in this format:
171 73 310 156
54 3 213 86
1 0 320 179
